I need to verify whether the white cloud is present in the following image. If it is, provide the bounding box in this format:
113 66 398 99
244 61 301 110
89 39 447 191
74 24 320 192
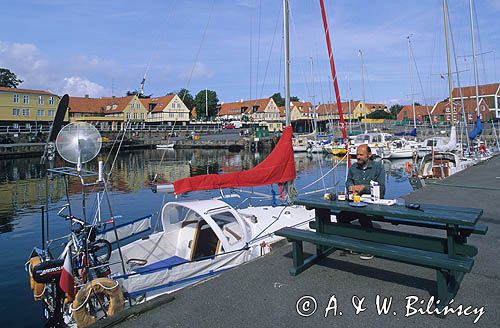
180 62 214 81
62 76 106 97
0 41 50 86
0 41 110 96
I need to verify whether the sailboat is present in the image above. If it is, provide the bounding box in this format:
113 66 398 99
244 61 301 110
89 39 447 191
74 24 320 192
25 1 331 326
415 0 477 179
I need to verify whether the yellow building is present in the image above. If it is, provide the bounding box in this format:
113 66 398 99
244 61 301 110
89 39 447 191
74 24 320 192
69 95 149 130
69 94 189 130
0 87 63 129
140 94 190 125
352 102 388 119
218 98 280 123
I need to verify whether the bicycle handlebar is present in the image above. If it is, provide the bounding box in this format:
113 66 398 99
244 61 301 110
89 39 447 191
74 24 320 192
57 204 85 225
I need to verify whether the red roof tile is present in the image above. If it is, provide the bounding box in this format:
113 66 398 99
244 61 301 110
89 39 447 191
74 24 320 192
69 96 134 114
140 95 176 113
218 98 272 116
0 86 57 96
452 83 500 98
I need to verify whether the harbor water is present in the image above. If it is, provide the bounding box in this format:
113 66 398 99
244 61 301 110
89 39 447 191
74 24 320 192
0 148 413 327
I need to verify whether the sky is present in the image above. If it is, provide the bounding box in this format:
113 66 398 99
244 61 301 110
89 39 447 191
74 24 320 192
1 0 499 107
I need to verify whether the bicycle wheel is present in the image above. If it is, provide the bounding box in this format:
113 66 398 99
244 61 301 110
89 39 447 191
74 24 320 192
90 239 112 264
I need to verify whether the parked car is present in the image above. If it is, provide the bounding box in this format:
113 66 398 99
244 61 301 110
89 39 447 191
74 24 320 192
223 124 236 129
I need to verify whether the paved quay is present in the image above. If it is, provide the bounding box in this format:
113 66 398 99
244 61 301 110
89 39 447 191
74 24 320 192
104 155 500 328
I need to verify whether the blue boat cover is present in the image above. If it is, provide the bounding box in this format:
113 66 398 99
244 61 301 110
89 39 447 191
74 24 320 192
394 127 417 137
468 116 483 139
134 256 189 274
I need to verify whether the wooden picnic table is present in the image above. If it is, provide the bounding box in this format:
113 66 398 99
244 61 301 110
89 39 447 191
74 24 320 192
276 196 487 310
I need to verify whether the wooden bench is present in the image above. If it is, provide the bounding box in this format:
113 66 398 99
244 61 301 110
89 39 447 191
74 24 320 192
276 197 487 310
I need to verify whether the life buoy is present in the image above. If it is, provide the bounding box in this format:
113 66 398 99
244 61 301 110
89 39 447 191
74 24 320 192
27 256 45 301
71 278 124 328
405 162 414 173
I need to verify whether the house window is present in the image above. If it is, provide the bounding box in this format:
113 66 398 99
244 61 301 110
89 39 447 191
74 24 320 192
445 107 450 113
23 95 30 104
169 112 174 118
179 113 184 118
25 123 31 129
48 110 55 117
140 113 144 119
13 94 19 103
481 105 486 112
38 96 44 104
126 113 131 120
133 113 138 119
37 109 44 116
49 97 54 105
12 108 20 116
445 115 450 121
23 108 30 116
13 123 19 129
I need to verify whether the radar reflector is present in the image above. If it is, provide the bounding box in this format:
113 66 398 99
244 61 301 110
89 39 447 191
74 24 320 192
55 122 102 170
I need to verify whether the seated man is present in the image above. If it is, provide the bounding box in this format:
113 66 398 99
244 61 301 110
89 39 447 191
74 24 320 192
337 144 386 260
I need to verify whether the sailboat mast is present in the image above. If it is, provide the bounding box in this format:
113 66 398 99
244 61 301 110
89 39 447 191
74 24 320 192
443 0 455 127
283 0 291 126
318 0 350 166
359 49 367 132
407 36 417 129
469 0 481 119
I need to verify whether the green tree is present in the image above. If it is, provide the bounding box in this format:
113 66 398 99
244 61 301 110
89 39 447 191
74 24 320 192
0 68 23 88
175 88 194 110
389 104 404 119
270 92 299 107
194 89 218 119
367 110 392 119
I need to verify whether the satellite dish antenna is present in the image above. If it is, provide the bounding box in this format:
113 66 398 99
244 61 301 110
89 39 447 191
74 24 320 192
55 122 102 171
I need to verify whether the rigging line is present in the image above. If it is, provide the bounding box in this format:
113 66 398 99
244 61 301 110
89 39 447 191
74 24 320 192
287 4 311 101
409 38 436 136
140 0 181 94
428 6 441 112
297 152 347 192
472 0 487 82
255 0 262 99
246 204 289 244
107 121 131 180
258 0 282 99
184 0 215 94
249 0 254 100
447 4 470 151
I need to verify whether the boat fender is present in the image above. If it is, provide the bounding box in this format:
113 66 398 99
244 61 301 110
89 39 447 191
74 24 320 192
405 162 414 173
27 256 45 301
71 278 124 328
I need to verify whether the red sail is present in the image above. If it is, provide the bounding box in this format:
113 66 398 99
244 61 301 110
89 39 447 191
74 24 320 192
173 126 296 194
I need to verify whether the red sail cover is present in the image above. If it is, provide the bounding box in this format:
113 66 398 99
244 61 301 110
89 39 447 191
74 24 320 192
173 126 296 194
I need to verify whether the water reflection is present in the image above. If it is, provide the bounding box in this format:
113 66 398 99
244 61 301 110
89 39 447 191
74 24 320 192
0 149 413 234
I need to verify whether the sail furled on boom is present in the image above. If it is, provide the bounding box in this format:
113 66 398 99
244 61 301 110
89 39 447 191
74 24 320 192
435 125 457 152
173 126 296 195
